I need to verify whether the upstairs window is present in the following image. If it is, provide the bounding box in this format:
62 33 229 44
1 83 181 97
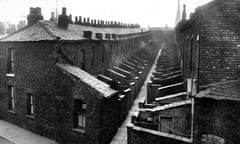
26 93 34 116
8 86 15 111
73 99 87 129
7 48 14 74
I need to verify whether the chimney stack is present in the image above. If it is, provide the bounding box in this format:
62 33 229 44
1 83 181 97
69 14 73 24
27 7 44 26
75 16 78 24
50 12 55 21
83 18 86 25
87 18 90 25
58 7 69 29
79 16 82 24
182 4 187 21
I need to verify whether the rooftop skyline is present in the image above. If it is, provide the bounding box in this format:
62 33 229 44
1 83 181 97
0 0 212 28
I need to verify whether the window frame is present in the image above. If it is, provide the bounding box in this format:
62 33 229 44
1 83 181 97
73 99 87 129
26 93 34 116
8 85 15 112
7 47 15 76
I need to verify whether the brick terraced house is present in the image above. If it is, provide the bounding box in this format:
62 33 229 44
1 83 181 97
176 0 240 87
128 0 240 144
176 0 240 143
0 7 157 144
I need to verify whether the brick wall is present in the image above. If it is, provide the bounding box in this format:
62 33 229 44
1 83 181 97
0 42 109 144
0 42 119 144
128 126 190 144
194 98 240 144
199 0 240 85
136 104 191 138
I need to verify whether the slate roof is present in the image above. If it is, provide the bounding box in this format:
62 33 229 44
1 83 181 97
0 20 142 42
197 80 240 101
56 63 117 98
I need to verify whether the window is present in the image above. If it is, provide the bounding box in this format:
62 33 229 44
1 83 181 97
26 93 34 115
7 48 14 74
80 49 85 70
8 86 15 111
73 99 87 129
158 116 173 134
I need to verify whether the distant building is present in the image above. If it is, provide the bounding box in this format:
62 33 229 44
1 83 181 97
6 24 16 34
0 7 156 144
0 22 6 35
17 20 26 30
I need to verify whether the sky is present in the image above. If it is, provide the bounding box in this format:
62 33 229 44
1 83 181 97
0 0 212 28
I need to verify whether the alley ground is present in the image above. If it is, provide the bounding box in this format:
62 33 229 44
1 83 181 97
110 47 162 144
0 120 57 144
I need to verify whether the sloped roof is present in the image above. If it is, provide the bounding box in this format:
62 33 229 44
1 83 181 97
1 20 142 42
57 63 117 98
197 80 240 101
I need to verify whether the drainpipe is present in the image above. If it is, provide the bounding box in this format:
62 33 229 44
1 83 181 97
191 97 195 142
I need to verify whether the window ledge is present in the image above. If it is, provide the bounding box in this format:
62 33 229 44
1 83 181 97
6 73 15 77
8 110 16 115
72 128 85 134
26 115 35 120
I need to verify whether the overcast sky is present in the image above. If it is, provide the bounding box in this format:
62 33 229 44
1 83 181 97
0 0 212 28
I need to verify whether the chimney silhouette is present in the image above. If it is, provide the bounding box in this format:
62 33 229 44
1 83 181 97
58 7 69 29
182 4 187 21
27 7 43 26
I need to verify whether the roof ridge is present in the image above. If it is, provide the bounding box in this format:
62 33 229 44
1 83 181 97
38 21 59 39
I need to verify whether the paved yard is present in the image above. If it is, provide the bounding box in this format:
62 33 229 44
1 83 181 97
0 120 57 144
0 136 13 144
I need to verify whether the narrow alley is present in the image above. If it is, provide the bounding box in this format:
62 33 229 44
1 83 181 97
110 44 163 144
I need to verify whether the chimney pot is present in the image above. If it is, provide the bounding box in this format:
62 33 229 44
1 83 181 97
87 18 90 24
62 7 67 15
91 20 93 26
50 12 55 21
94 19 97 26
75 16 78 24
182 4 187 21
79 16 82 24
69 14 73 24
